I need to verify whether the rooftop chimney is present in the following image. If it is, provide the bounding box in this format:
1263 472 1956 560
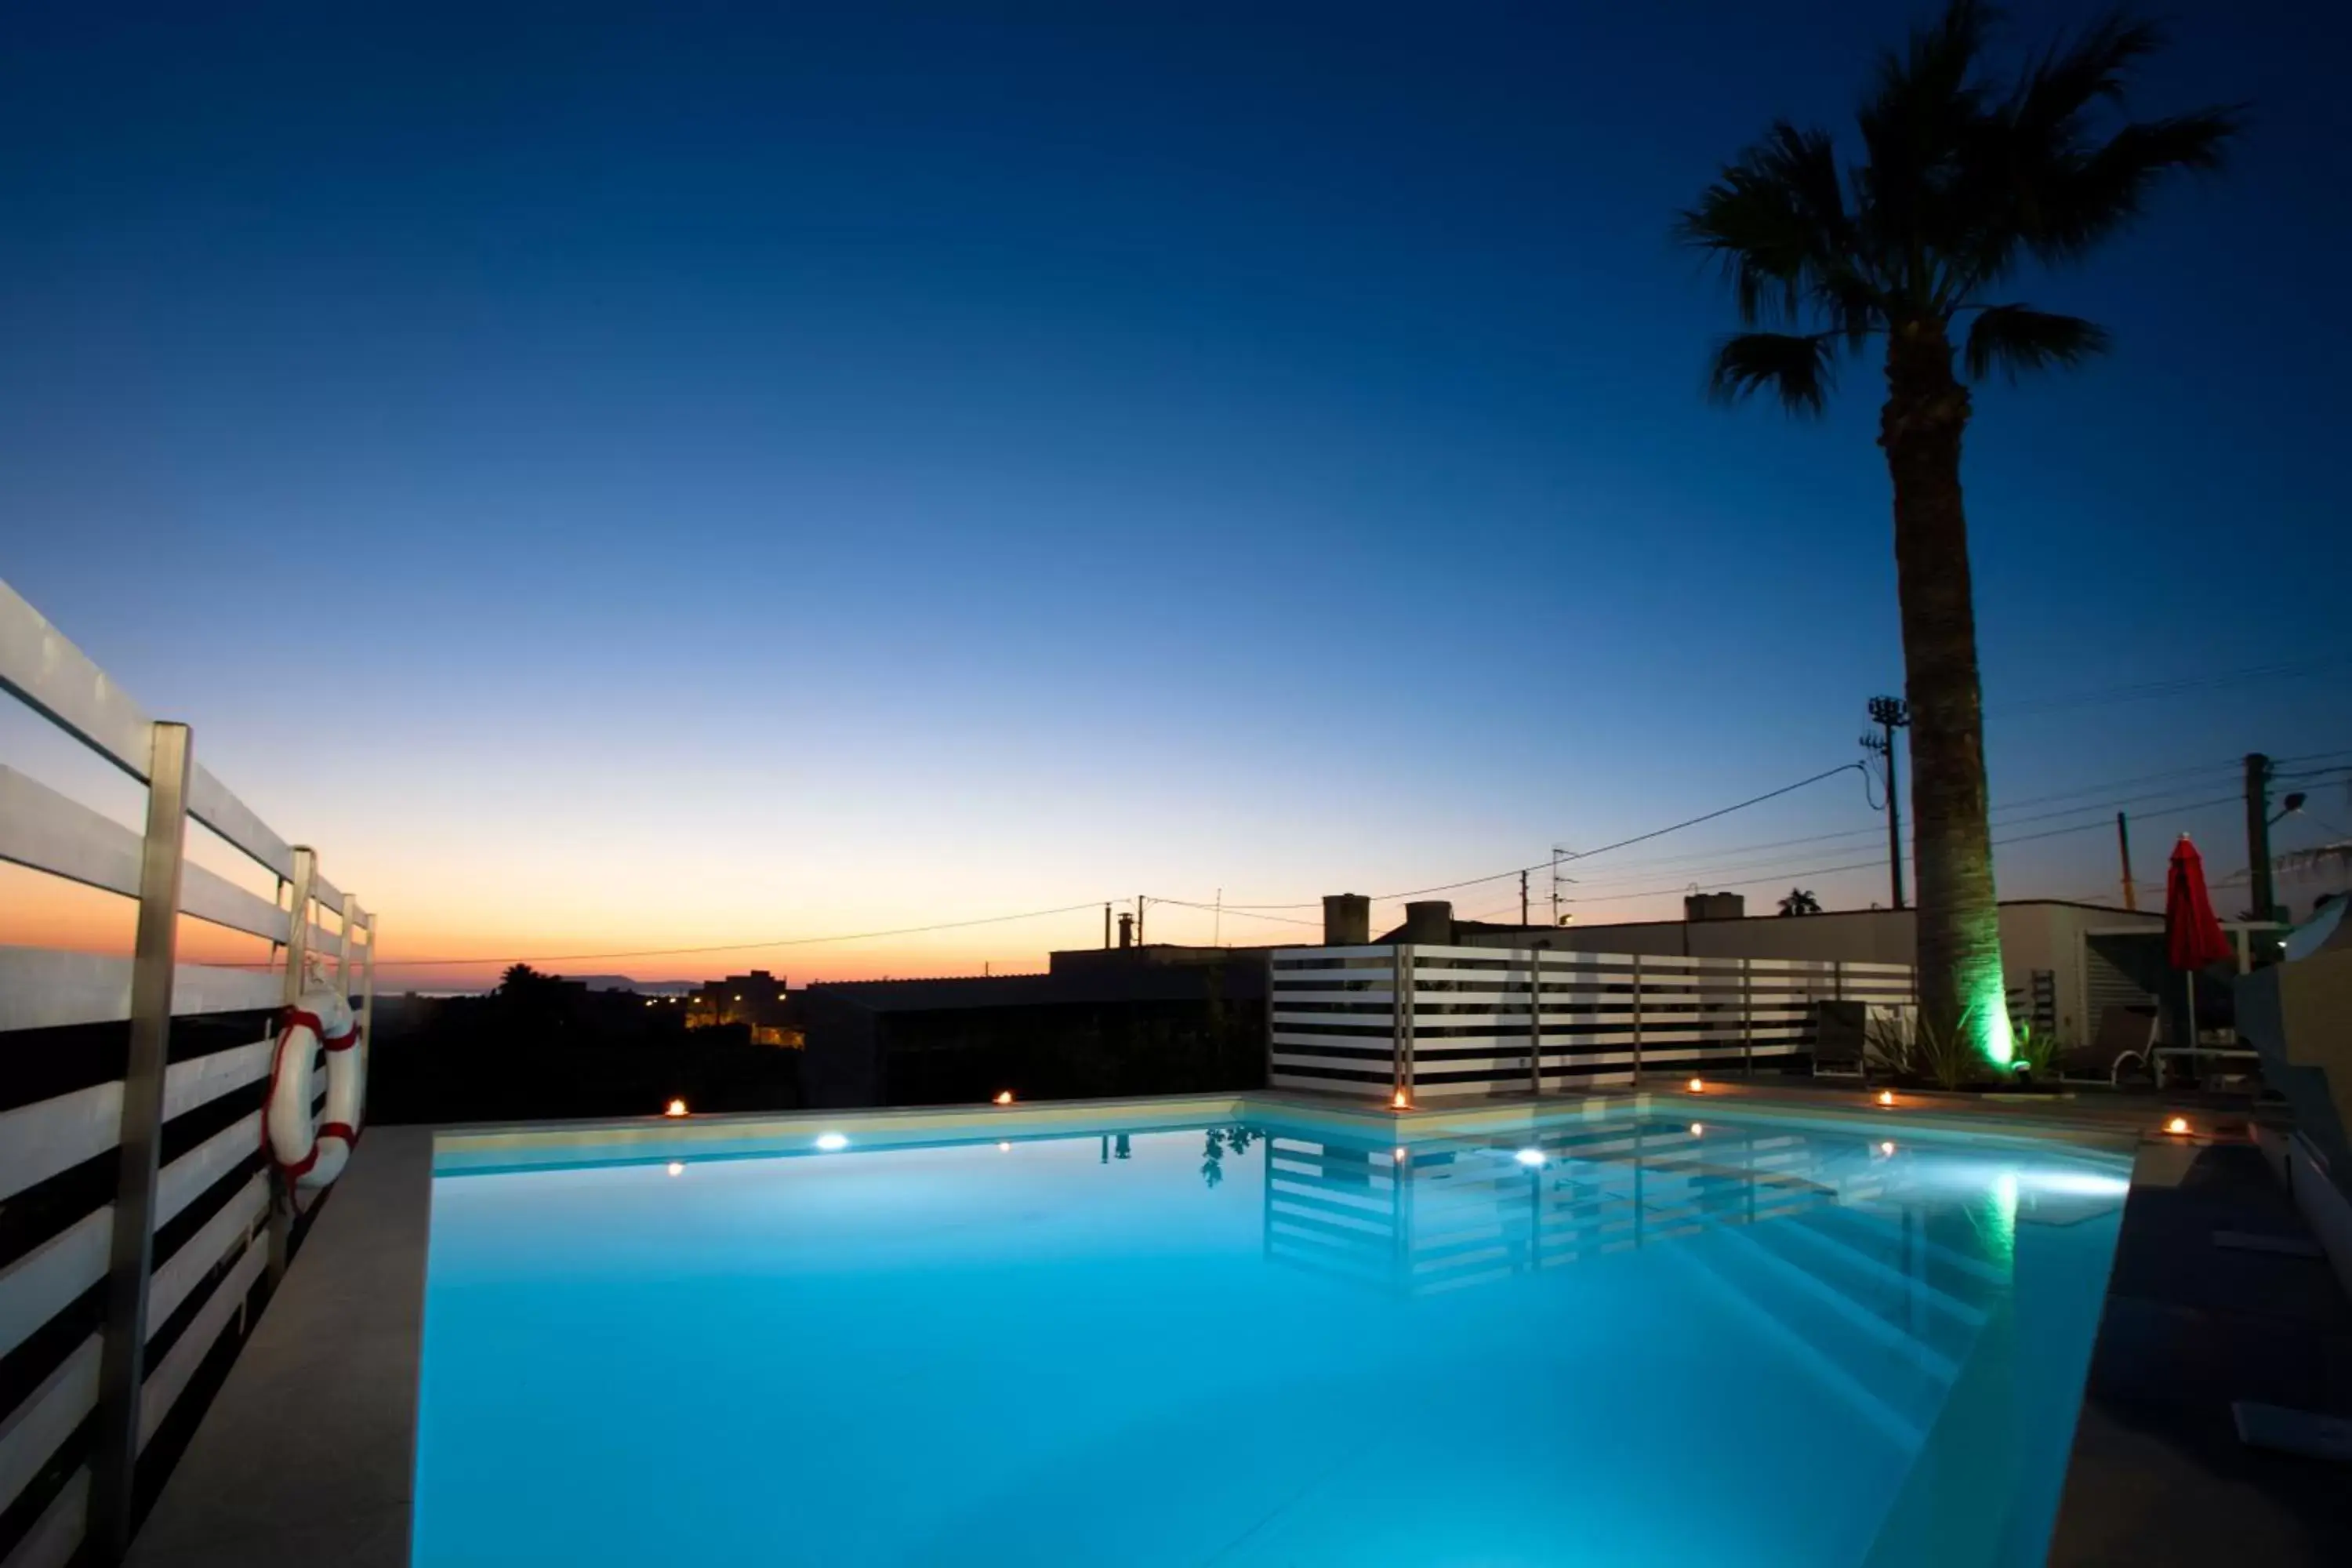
1402 900 1454 945
1323 893 1370 946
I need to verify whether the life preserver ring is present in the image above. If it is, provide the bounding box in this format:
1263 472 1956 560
267 986 365 1189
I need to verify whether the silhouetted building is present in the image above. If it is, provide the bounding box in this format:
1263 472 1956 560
686 968 800 1047
799 945 1271 1108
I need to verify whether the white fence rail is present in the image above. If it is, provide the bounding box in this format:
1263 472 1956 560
1269 943 1914 1102
0 576 373 1568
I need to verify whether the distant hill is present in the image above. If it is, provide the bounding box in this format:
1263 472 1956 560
557 975 701 995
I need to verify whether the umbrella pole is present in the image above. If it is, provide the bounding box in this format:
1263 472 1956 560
2182 968 2198 1087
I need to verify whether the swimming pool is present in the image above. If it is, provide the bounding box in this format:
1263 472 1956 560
412 1105 2131 1566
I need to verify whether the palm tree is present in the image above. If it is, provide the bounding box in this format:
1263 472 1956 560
1679 1 2236 1065
1779 888 1824 917
498 962 546 995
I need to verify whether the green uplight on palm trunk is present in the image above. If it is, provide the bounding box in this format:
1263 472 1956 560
1977 986 2016 1069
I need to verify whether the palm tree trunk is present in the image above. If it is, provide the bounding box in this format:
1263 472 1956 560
1880 319 2011 1068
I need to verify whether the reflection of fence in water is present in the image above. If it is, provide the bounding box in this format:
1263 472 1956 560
1261 1120 1882 1298
1260 1118 2027 1456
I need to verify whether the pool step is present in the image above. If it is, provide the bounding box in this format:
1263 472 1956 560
1662 1204 2004 1450
1740 1211 1994 1369
1802 1201 2012 1305
1653 1230 1929 1453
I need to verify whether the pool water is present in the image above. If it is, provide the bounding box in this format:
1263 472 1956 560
412 1112 2130 1566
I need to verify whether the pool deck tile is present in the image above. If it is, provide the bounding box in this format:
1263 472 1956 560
2048 1142 2352 1566
126 1127 432 1568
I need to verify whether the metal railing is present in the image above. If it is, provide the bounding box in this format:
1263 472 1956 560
0 576 373 1566
1268 942 1915 1102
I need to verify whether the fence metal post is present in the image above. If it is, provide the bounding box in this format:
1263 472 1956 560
281 848 315 1007
87 721 191 1564
1742 958 1755 1080
337 892 358 1001
267 846 318 1283
358 913 378 1127
1262 952 1276 1091
1828 958 1844 1080
1391 945 1414 1104
1392 945 1411 1105
1526 946 1543 1098
1632 954 1643 1084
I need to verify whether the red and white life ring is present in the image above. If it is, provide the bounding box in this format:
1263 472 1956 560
267 985 365 1190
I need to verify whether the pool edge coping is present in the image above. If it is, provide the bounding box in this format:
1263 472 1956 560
129 1085 2207 1567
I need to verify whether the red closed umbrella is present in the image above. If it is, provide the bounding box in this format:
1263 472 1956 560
2164 835 2232 1056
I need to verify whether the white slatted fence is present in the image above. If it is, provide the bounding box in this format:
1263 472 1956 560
0 576 375 1566
1270 942 1914 1102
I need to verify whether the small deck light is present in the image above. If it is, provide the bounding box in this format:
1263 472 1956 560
997 1141 1012 1152
1392 1090 1411 1110
666 1162 684 1177
1879 1141 1895 1157
2164 1116 2191 1136
1877 1089 1896 1107
993 1090 1014 1105
663 1098 689 1118
1687 1077 1704 1094
1392 1145 1408 1161
1515 1148 1547 1167
1689 1122 1704 1138
815 1132 849 1152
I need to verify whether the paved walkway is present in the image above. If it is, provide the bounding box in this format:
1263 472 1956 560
128 1127 430 1568
2050 1141 2352 1565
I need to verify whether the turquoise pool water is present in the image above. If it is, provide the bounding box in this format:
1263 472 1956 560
412 1111 2130 1566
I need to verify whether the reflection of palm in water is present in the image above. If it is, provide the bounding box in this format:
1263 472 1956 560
1200 1124 1258 1189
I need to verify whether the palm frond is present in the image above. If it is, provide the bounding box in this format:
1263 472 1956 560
1678 122 1882 330
2010 12 2164 130
1856 0 1996 308
1872 0 1993 115
1705 332 1841 416
1962 305 2111 382
2015 107 2243 267
1940 11 2168 289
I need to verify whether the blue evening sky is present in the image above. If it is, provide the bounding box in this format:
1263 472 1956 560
3 2 2347 979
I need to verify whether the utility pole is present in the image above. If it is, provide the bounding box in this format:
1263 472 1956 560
2244 753 2300 924
2115 813 2137 912
1860 696 1910 910
2244 754 2274 924
1103 902 1112 948
1520 868 1530 926
1136 895 1146 946
1550 845 1569 927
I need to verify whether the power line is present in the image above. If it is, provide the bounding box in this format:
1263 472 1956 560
1556 782 2259 893
1477 761 2236 886
1561 763 1875 866
1181 757 2242 916
1207 760 1871 909
1989 657 2352 718
363 901 1113 969
2270 746 2352 768
1563 793 2243 906
1142 898 1321 928
1984 760 2240 813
